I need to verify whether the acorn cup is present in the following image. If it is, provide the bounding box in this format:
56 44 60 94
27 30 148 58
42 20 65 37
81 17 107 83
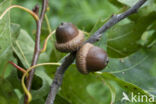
76 43 109 74
55 22 84 52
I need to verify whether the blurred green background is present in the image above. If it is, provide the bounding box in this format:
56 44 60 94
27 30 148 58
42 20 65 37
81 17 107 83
0 0 156 104
12 0 118 33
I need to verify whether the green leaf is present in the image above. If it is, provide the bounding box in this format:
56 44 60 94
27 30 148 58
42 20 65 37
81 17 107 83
108 0 123 7
104 45 156 102
104 80 116 104
59 65 111 104
107 23 141 58
128 1 156 21
3 24 22 94
10 23 20 41
117 0 139 7
86 82 112 104
12 29 49 68
89 18 108 35
31 68 52 100
7 67 22 91
138 31 156 47
96 72 154 103
0 78 18 104
97 72 151 96
45 47 66 78
107 12 156 58
0 0 11 58
4 23 21 84
30 99 45 104
0 0 11 56
0 0 15 79
10 27 53 102
54 95 71 104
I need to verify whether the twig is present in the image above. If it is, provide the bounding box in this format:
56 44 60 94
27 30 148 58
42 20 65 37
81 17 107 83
22 63 61 103
40 30 56 53
24 0 48 104
8 61 26 73
45 53 76 104
86 0 146 43
32 5 39 16
45 0 147 104
0 5 39 21
45 14 52 33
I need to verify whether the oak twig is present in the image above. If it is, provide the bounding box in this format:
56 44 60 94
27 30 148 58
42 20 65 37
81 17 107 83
45 0 147 104
24 0 48 104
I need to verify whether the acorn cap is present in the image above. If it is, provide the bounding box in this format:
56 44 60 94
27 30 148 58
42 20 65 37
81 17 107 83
76 43 108 74
55 22 84 52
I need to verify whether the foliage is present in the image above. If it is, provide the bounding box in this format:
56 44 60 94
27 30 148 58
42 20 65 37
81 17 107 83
0 0 156 104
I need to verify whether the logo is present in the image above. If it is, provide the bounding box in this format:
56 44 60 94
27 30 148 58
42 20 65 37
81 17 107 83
121 92 155 103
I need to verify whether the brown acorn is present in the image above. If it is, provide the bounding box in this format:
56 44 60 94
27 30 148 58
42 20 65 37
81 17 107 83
76 43 109 74
55 22 84 52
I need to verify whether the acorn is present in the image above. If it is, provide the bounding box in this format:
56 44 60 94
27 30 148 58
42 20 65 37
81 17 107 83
55 22 84 52
76 43 109 74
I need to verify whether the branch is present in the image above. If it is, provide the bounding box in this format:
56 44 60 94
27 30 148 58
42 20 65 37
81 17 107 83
0 5 39 21
24 0 48 104
86 0 146 43
45 53 76 104
45 0 146 104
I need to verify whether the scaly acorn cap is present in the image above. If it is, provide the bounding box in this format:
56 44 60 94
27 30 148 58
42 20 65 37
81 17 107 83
55 22 84 52
76 43 109 74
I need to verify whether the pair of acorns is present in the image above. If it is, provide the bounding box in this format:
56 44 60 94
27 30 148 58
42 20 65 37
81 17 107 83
55 22 109 74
